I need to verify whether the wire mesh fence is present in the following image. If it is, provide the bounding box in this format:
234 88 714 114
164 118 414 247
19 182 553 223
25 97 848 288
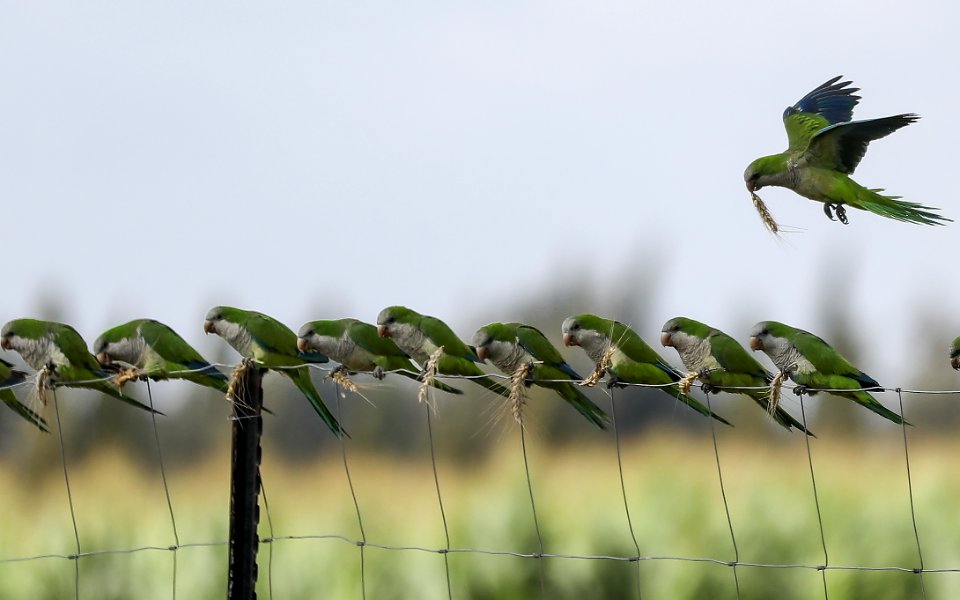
0 362 957 599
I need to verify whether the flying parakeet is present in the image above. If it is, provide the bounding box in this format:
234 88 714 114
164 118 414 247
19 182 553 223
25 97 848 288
94 319 229 393
0 358 48 432
376 306 510 398
950 337 960 370
744 76 948 227
561 314 731 425
203 306 344 437
748 321 906 425
660 317 809 434
0 319 157 413
471 322 610 429
297 318 463 394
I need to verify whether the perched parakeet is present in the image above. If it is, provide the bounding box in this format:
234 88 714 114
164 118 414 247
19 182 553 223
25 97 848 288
94 319 229 393
748 321 906 425
561 314 731 425
204 306 344 437
0 358 48 432
0 319 156 413
950 337 960 370
744 76 948 226
296 318 463 394
376 306 510 398
472 322 609 429
660 317 809 434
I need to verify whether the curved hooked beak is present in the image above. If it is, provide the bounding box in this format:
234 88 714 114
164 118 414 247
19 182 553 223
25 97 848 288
296 338 309 353
203 320 215 335
562 332 577 347
377 325 390 338
748 336 763 351
0 337 9 351
952 355 960 370
95 351 111 366
476 346 489 362
659 331 672 347
746 181 757 193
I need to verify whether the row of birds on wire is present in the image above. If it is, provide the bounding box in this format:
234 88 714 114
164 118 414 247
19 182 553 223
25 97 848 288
2 306 959 437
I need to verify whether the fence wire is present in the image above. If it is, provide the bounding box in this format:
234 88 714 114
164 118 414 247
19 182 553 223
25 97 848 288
0 361 956 598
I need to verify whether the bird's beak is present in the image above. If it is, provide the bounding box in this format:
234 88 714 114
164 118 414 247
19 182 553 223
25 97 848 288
203 320 215 334
0 337 9 351
95 352 111 366
296 338 309 353
660 332 672 347
952 356 960 370
476 346 489 362
746 181 757 193
377 325 389 338
748 336 763 351
563 332 577 347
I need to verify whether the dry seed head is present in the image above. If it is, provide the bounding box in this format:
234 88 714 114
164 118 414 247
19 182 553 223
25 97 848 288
679 371 699 396
509 362 534 427
752 192 780 236
114 368 143 390
769 370 788 416
417 346 444 408
581 345 615 387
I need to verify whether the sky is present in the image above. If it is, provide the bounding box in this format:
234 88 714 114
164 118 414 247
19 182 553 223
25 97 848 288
1 0 957 384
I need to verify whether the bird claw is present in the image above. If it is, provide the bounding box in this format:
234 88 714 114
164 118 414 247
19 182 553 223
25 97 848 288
793 384 808 396
371 366 386 381
605 376 626 390
701 382 715 395
836 205 848 224
823 203 837 221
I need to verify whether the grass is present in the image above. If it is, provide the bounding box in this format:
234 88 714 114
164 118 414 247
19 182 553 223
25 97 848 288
0 424 958 599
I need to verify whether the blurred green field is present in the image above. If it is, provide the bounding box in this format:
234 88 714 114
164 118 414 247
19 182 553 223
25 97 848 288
1 422 958 599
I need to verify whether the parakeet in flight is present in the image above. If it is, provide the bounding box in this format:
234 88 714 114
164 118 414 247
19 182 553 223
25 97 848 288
472 322 610 429
744 76 949 227
0 358 48 432
561 314 731 425
748 320 906 425
297 318 463 394
94 319 229 393
950 337 960 370
0 319 157 413
204 306 344 437
660 317 809 434
376 306 510 398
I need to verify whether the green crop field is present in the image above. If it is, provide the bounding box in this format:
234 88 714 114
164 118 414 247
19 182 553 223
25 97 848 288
1 429 957 599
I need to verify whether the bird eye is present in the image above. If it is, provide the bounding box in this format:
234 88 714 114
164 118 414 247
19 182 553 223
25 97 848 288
572 323 580 330
386 317 395 324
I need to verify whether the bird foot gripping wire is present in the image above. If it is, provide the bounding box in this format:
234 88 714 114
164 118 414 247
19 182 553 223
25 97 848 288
417 346 444 410
752 192 781 235
324 366 359 397
581 346 615 387
509 362 534 427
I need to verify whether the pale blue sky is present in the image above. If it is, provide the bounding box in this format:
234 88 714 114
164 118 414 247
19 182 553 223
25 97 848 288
1 0 957 383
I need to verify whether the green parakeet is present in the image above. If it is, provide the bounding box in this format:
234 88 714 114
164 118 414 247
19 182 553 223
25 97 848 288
94 319 229 393
660 317 809 434
0 319 157 413
204 306 344 437
561 314 731 425
471 322 610 429
748 321 906 425
376 306 510 398
0 358 48 432
950 337 960 370
744 76 949 226
297 318 463 394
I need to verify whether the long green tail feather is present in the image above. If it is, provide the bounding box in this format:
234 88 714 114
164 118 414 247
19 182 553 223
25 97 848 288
853 391 909 425
3 398 49 432
854 188 950 226
397 370 464 394
285 370 347 438
662 385 732 426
